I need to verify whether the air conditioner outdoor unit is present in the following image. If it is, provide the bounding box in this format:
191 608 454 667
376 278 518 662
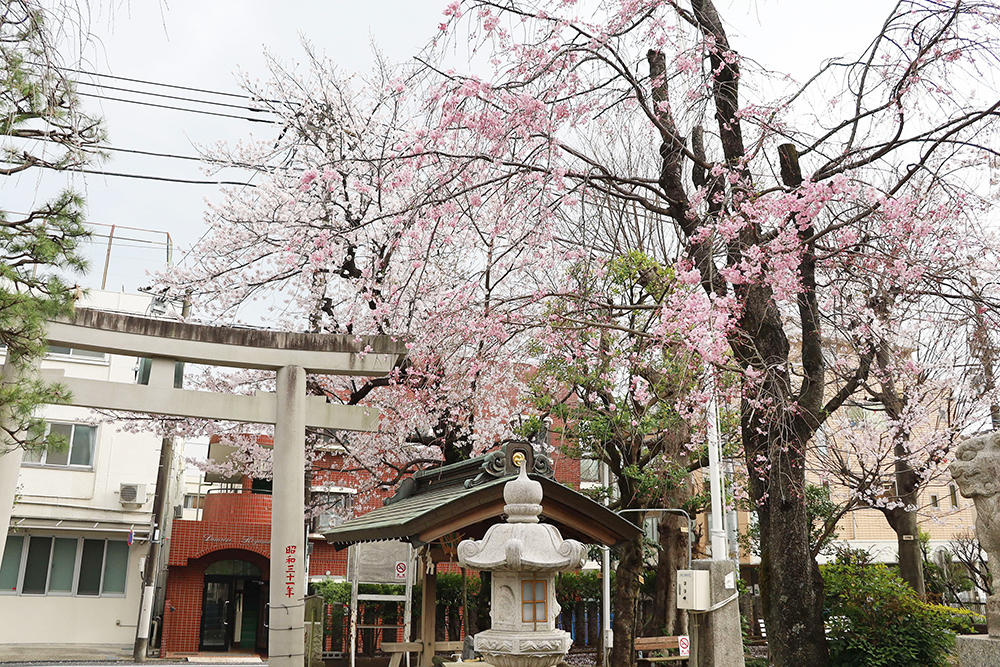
120 483 147 505
173 504 184 519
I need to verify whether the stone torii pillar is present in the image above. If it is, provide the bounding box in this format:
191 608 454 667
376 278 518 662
0 308 407 667
271 365 308 665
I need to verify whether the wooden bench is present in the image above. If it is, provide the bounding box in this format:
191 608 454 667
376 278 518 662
434 641 466 653
635 636 688 665
382 641 422 667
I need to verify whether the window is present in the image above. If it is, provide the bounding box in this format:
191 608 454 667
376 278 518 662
0 535 127 596
46 345 106 361
183 494 205 509
311 490 354 534
580 459 600 483
521 580 547 624
950 485 959 508
930 494 939 509
1 536 23 592
814 427 829 457
22 423 96 468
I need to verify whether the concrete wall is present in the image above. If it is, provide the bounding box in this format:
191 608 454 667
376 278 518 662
2 290 181 649
0 542 146 646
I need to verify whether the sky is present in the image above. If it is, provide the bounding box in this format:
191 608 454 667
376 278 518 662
6 0 896 296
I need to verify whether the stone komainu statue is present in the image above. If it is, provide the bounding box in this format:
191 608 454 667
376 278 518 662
950 431 1000 636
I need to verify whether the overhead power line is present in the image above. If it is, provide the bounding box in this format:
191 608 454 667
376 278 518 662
87 145 272 173
74 79 280 115
78 91 278 124
47 62 290 105
0 160 256 187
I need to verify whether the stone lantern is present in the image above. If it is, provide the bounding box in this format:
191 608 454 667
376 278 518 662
457 460 587 667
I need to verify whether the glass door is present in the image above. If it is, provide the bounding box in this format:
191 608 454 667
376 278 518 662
200 579 233 651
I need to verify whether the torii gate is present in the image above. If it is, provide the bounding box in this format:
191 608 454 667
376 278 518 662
0 308 407 667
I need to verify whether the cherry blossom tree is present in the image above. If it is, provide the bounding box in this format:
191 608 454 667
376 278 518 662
156 46 567 498
158 2 1000 664
523 248 712 640
415 1 1000 664
811 272 1000 597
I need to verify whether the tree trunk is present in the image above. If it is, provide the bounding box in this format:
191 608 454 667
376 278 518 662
747 405 830 667
649 513 688 636
609 534 643 667
586 601 599 647
883 444 925 597
474 571 490 634
574 600 586 646
448 604 461 642
383 601 399 643
436 601 446 642
362 603 377 656
881 407 926 596
893 507 926 597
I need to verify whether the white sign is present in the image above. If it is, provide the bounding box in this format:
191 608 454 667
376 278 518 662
678 635 690 657
724 571 736 589
395 561 407 581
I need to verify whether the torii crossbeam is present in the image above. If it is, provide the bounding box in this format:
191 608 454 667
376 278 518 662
0 308 407 667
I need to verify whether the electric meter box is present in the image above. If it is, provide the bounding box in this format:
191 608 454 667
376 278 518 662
676 569 711 610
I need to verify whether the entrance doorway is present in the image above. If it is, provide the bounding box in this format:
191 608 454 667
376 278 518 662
199 559 268 653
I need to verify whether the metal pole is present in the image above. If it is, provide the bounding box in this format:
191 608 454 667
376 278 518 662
706 377 727 560
101 224 115 290
600 461 612 667
270 365 307 667
601 545 612 666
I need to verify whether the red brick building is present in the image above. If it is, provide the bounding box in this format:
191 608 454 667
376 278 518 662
159 436 584 656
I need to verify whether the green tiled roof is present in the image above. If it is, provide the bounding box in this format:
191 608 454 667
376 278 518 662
324 476 507 547
323 474 640 548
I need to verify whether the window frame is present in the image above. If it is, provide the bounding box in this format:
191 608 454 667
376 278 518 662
183 494 205 510
0 535 127 598
579 458 601 484
21 422 98 470
0 535 25 595
521 578 547 624
44 345 109 363
310 487 356 534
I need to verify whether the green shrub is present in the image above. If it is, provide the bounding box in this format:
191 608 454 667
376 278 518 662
924 603 985 634
822 549 957 667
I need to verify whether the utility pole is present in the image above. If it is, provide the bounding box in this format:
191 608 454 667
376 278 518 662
133 433 174 661
706 377 727 559
134 298 188 661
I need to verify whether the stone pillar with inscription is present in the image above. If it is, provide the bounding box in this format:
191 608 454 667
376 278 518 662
950 431 1000 667
270 365 307 667
458 459 587 667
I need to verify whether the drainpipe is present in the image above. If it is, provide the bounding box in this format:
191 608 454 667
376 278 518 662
133 357 178 660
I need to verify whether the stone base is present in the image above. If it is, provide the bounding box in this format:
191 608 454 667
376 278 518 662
474 628 571 667
956 634 1000 667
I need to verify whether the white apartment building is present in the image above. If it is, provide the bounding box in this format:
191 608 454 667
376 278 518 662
0 290 182 660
